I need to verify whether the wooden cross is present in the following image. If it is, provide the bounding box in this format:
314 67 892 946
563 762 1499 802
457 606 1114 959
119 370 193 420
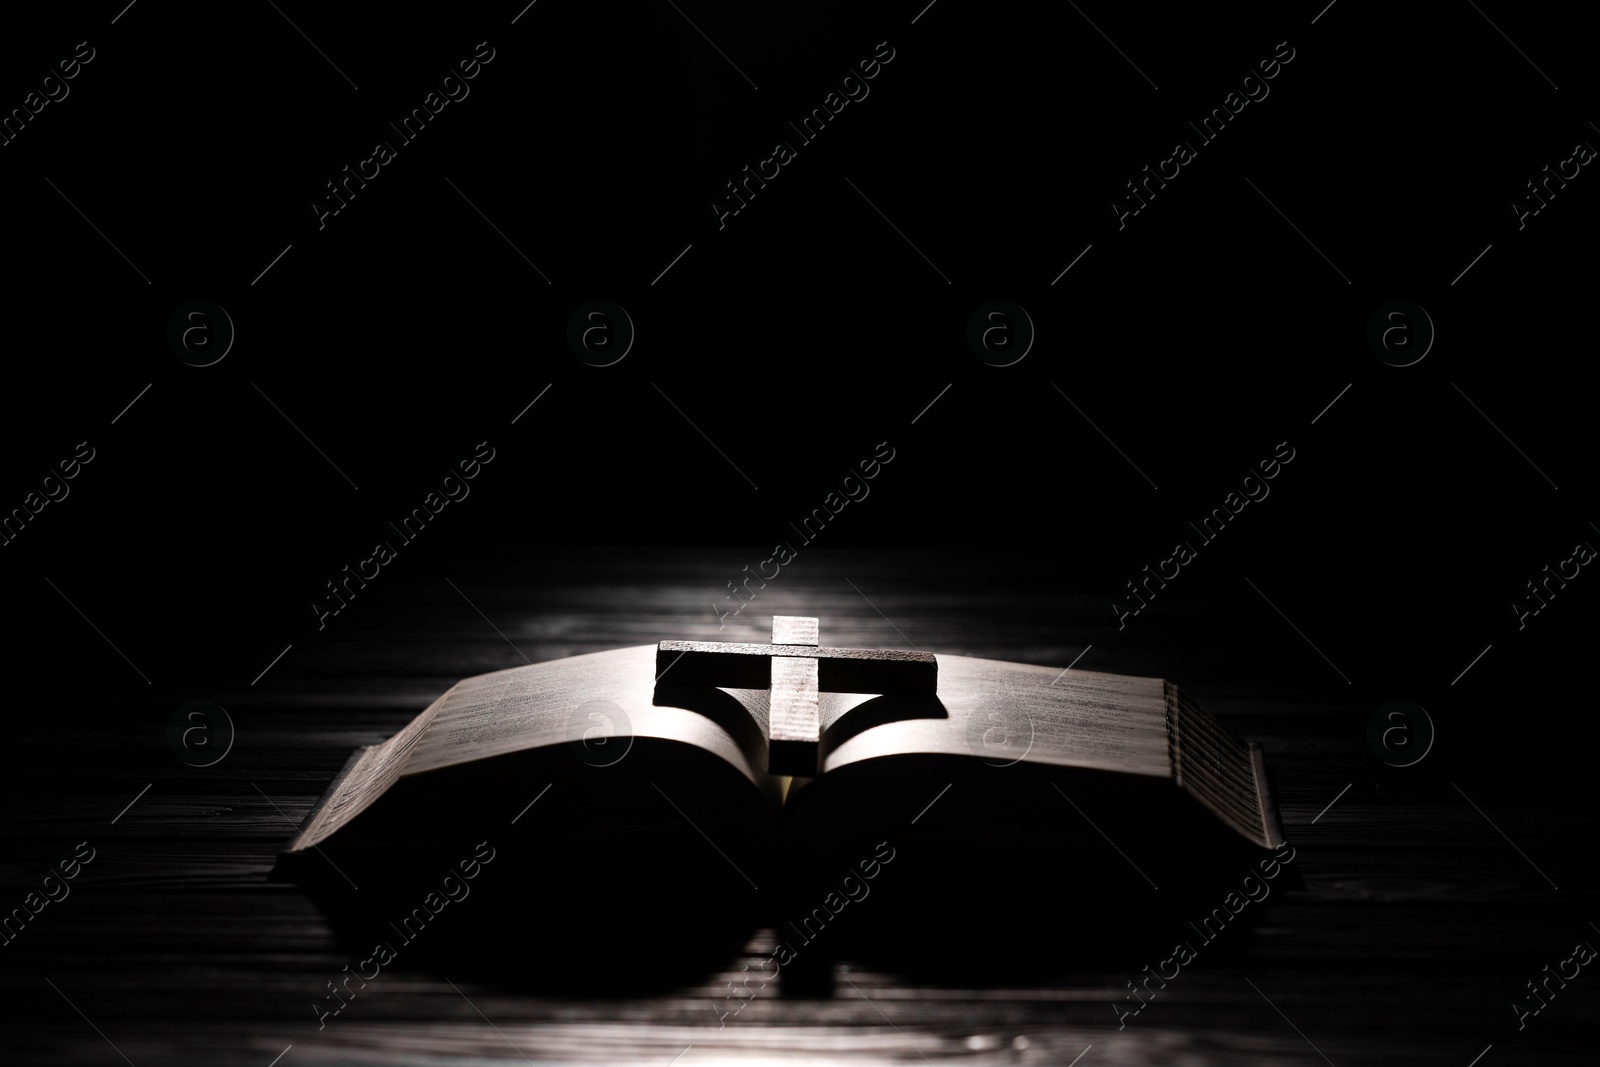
655 616 937 776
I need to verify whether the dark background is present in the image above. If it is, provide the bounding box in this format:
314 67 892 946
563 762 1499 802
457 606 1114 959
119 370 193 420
1 1 1596 1063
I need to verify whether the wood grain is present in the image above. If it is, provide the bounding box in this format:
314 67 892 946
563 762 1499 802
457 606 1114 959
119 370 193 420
2 548 1593 1066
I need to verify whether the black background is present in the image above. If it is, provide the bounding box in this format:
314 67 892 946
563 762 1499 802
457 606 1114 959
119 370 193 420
2 1 1597 1063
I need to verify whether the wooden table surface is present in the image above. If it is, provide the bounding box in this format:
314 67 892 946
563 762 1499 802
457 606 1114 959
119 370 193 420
4 548 1593 1066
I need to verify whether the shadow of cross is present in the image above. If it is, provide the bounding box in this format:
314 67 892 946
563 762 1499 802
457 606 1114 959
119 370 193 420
655 616 937 776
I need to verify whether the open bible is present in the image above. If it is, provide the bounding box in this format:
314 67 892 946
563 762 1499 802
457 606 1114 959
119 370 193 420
285 618 1284 857
280 617 1289 995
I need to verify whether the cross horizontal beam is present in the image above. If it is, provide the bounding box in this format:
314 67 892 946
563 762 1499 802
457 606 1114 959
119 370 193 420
655 640 937 694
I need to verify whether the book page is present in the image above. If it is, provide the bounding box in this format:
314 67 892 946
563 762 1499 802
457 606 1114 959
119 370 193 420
817 654 1172 777
290 645 774 851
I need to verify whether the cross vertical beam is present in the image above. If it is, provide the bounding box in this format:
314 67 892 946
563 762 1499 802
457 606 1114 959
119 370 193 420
653 615 937 776
768 616 820 777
